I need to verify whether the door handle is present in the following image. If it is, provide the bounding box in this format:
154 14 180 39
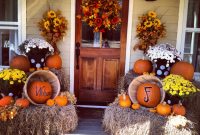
75 42 80 69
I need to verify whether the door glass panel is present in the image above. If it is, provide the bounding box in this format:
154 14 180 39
0 29 18 66
81 0 122 48
186 0 200 28
183 32 200 72
0 0 18 22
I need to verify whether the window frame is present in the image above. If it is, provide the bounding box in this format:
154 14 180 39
176 0 200 72
0 0 26 69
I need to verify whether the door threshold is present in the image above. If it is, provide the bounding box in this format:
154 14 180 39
76 105 108 109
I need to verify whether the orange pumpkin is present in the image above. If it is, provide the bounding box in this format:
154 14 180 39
132 103 140 110
46 99 55 106
15 98 30 108
10 55 31 72
133 59 153 74
172 103 186 116
28 81 52 104
55 96 68 106
119 94 132 108
45 54 62 69
156 102 171 116
136 83 161 108
0 96 13 107
170 61 194 81
149 108 157 113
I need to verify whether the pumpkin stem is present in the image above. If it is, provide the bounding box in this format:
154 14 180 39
1 93 5 97
123 94 126 100
178 100 182 106
142 56 145 60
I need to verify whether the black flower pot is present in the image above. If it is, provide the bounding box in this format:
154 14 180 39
164 93 181 105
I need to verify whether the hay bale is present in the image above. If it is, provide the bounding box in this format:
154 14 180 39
0 105 78 135
103 99 195 135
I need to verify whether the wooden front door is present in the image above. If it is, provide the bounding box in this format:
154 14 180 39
75 0 129 105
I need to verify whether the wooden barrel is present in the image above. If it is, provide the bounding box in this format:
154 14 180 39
128 75 165 107
24 70 60 105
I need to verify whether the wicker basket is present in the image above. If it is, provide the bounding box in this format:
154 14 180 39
128 75 165 107
24 70 60 105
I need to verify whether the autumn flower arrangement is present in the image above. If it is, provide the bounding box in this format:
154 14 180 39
163 74 200 98
38 9 68 52
0 69 27 98
134 11 166 52
79 0 121 32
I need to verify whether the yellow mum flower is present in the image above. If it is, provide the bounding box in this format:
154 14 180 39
47 10 56 18
44 21 50 30
53 18 62 27
18 80 21 83
10 81 14 85
148 11 157 18
144 21 153 27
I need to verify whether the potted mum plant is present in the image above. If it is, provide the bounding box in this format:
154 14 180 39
18 38 54 68
146 43 181 78
0 69 27 98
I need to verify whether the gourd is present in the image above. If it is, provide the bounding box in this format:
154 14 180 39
131 103 140 110
172 103 186 116
46 99 55 106
28 81 52 104
136 83 161 108
170 61 194 81
0 96 13 107
45 54 62 69
10 55 31 72
119 94 132 108
133 59 153 74
15 98 30 108
55 96 68 106
156 102 171 116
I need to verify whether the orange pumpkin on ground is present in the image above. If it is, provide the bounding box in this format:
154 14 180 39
132 103 140 110
172 103 186 116
45 54 62 69
119 94 132 108
0 96 13 107
133 59 153 74
10 55 31 72
28 81 52 104
15 98 30 108
136 83 161 108
46 99 55 106
149 108 157 113
170 61 194 81
55 96 68 106
156 102 171 116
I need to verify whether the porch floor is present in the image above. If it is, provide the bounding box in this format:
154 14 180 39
67 107 108 135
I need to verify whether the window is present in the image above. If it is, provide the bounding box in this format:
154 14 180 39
0 0 26 67
177 0 200 72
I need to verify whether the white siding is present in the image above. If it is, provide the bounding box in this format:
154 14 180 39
129 0 180 69
26 0 71 77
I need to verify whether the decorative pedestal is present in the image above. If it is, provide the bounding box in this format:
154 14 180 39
0 105 78 135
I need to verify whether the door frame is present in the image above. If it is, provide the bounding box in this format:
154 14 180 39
69 0 134 94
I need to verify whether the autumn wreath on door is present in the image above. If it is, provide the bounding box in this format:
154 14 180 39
77 0 122 47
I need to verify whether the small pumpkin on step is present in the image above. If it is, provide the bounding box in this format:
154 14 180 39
172 102 186 116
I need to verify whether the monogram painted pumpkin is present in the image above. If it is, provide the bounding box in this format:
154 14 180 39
170 61 194 81
136 83 161 108
45 54 62 69
28 81 52 104
133 59 153 74
10 55 31 72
